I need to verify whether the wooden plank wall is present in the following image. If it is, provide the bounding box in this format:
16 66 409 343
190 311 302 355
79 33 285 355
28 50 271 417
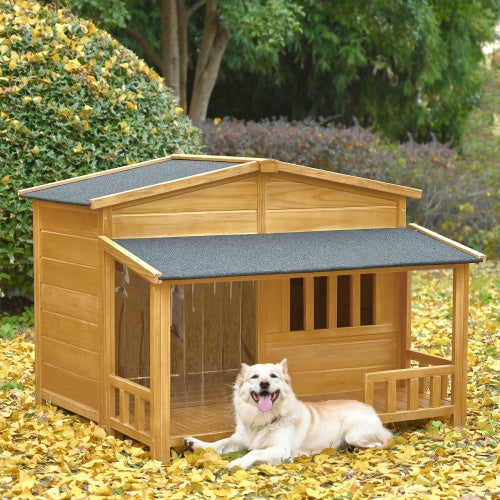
110 170 405 239
37 201 101 420
112 176 258 238
259 272 402 397
263 174 404 232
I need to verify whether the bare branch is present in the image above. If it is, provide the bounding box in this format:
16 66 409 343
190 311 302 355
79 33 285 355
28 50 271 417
186 0 206 20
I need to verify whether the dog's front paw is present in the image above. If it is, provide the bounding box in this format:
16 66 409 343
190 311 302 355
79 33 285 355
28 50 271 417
184 436 202 450
227 457 251 470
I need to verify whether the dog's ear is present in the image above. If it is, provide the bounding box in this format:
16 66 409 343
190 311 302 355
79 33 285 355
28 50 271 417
279 359 292 383
279 359 288 374
235 363 249 388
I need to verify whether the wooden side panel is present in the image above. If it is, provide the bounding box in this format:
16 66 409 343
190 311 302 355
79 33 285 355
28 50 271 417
40 365 99 412
264 175 402 232
112 177 258 238
37 202 101 419
41 338 100 380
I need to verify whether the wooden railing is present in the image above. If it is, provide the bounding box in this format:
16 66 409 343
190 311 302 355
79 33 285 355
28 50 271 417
363 351 454 423
109 375 152 445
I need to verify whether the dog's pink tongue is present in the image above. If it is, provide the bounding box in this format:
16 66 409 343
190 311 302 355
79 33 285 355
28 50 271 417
257 394 273 412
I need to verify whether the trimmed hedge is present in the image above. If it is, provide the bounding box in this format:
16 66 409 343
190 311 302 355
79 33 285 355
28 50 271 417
0 0 202 297
201 118 498 256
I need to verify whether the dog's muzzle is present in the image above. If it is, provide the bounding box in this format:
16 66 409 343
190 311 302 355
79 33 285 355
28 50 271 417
251 390 280 412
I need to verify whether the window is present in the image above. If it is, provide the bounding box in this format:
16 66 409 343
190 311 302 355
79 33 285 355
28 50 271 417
360 273 374 325
337 275 351 327
289 273 375 331
290 278 304 331
314 277 327 329
115 263 150 387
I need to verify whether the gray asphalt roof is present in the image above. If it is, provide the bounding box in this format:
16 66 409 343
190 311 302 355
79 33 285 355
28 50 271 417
20 159 242 205
114 227 482 281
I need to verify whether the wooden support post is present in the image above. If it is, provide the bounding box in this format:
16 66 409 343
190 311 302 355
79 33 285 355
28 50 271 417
150 282 171 462
451 264 469 427
102 252 115 434
399 271 412 370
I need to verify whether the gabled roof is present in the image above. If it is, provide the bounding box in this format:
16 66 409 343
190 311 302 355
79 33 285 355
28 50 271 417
100 225 484 284
18 154 422 208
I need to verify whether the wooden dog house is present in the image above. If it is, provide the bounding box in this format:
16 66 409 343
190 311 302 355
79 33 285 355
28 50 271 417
19 154 485 461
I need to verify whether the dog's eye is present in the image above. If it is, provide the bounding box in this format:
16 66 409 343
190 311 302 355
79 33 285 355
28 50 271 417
250 374 259 379
270 373 277 378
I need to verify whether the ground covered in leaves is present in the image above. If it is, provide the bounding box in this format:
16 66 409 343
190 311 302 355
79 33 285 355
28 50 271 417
1 263 499 498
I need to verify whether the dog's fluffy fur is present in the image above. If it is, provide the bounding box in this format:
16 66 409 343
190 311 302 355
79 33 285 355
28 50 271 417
184 359 392 469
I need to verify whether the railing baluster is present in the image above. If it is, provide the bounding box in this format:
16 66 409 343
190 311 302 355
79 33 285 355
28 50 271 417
118 389 125 424
430 375 441 407
364 380 375 407
387 380 397 413
408 378 419 410
441 374 449 398
136 396 145 431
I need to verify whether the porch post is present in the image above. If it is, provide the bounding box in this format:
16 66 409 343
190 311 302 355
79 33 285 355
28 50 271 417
150 282 171 461
399 271 412 369
451 264 469 427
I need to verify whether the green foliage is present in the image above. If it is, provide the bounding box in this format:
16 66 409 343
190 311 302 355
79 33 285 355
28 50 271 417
58 0 130 29
201 117 498 256
0 306 33 339
0 0 202 297
211 0 500 145
0 380 25 390
218 0 304 70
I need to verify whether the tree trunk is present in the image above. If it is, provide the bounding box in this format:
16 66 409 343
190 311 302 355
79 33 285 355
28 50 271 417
177 0 189 109
160 0 181 97
125 0 229 119
188 0 230 121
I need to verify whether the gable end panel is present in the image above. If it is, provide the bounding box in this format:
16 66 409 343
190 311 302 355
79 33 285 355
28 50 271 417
111 175 259 238
263 174 404 232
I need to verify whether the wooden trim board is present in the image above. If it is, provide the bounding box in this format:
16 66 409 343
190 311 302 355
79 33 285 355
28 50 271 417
274 161 422 199
409 224 486 262
98 236 162 283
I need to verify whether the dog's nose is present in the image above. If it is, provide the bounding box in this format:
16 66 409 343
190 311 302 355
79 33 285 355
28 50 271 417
260 380 270 390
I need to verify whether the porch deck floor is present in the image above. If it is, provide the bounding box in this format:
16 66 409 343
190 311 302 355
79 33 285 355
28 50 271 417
169 382 452 446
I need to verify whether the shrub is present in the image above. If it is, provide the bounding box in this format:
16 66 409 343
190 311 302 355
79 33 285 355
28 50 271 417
0 0 202 297
200 118 498 256
201 117 403 181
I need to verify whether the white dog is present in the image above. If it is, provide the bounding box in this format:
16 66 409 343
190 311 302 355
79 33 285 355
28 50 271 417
184 359 392 469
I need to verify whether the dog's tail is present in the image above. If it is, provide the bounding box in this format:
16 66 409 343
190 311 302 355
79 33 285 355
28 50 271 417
374 427 393 449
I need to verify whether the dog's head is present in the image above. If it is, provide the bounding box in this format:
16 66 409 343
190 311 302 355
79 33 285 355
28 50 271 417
234 359 292 413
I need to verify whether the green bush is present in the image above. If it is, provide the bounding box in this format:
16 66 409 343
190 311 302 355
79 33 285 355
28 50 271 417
0 0 202 297
201 118 498 256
